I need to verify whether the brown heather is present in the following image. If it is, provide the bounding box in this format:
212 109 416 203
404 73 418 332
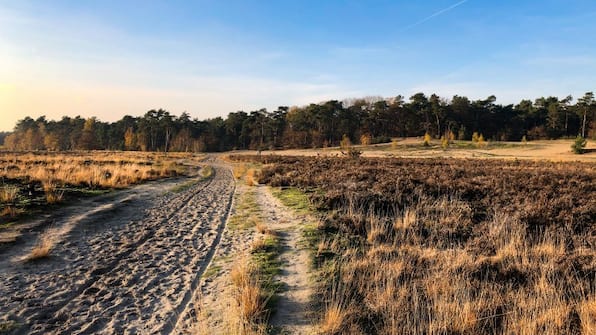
244 155 596 335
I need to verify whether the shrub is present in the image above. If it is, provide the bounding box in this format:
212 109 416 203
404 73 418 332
572 135 587 154
391 139 399 149
477 133 487 147
340 134 351 151
423 133 432 147
43 181 64 204
472 131 480 142
360 134 371 146
441 136 449 149
346 147 362 159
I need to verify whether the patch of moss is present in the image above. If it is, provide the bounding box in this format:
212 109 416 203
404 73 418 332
270 187 311 215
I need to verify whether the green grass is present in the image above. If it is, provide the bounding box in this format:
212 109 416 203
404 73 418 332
228 188 263 230
251 232 283 312
226 183 283 330
269 186 320 253
299 221 320 252
200 165 214 179
170 179 200 193
203 264 222 279
270 187 311 215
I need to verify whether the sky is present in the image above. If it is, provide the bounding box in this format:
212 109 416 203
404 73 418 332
1 0 595 131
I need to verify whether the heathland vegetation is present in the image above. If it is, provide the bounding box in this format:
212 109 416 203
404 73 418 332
0 151 191 224
231 155 596 334
2 92 595 152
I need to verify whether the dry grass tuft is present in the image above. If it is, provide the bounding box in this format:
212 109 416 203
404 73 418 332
0 185 19 203
320 304 348 335
1 205 23 218
42 181 64 204
251 238 267 253
255 222 267 234
27 231 55 261
244 169 258 186
579 297 596 335
229 258 269 335
233 164 248 180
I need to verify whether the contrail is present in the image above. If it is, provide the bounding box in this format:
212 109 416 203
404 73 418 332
402 0 470 31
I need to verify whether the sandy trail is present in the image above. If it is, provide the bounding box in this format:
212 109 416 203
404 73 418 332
0 158 235 335
186 184 315 335
257 186 314 335
177 184 257 334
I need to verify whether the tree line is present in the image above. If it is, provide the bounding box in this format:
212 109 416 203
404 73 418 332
2 92 595 152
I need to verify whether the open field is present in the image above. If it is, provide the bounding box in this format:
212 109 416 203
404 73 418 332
240 155 596 334
1 149 594 334
0 151 198 226
231 138 596 162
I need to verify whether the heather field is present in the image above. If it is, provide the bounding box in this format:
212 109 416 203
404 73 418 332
232 155 596 335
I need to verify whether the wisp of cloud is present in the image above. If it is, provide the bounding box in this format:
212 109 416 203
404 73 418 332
402 0 470 31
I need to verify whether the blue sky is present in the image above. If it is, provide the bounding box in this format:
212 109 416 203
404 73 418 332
1 0 595 130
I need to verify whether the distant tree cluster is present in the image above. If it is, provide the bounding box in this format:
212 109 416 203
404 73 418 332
0 132 9 147
2 92 595 152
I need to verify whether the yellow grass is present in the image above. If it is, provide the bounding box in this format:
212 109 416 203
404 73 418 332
0 151 190 189
42 180 64 204
27 231 55 261
233 164 248 180
578 297 596 334
255 222 269 235
244 168 258 186
316 198 595 334
319 279 352 335
0 185 19 203
320 305 347 335
229 258 269 335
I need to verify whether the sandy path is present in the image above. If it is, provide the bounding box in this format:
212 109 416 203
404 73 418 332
183 184 315 334
0 160 235 335
176 184 257 334
257 186 314 335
